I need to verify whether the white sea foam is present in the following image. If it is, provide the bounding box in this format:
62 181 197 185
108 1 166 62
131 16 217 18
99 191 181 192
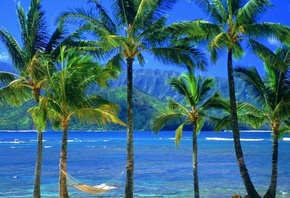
206 137 264 141
206 137 233 141
0 140 25 144
240 138 264 141
12 139 24 144
44 146 52 149
283 137 290 141
68 138 82 143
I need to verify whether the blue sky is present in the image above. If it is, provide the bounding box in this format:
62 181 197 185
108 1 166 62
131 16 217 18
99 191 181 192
0 0 289 77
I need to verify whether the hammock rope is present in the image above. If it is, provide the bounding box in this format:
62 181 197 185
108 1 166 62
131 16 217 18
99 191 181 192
62 170 122 194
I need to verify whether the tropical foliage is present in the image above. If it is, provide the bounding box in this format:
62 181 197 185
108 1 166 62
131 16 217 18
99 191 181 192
57 1 208 196
152 72 228 198
0 0 290 197
0 0 56 197
234 45 290 198
188 0 290 197
29 47 125 197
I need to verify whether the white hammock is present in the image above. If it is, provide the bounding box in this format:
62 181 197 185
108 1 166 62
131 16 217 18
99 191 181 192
62 170 117 194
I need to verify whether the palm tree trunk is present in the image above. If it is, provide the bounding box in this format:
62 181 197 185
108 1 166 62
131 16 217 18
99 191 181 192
227 49 260 198
125 58 134 198
33 90 42 198
264 130 279 198
192 122 199 198
59 120 69 198
33 130 43 198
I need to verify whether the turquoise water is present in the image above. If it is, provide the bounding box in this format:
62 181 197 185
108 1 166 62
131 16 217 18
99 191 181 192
0 131 289 197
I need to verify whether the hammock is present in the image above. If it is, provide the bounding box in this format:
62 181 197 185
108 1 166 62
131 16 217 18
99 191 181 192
62 170 117 194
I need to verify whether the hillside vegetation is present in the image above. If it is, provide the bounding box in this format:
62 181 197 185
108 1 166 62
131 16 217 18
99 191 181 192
0 68 258 131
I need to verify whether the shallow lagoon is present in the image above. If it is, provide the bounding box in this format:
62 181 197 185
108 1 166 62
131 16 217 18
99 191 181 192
0 131 289 197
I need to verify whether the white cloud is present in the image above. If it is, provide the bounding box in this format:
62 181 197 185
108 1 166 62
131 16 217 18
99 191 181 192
267 37 280 46
0 52 9 61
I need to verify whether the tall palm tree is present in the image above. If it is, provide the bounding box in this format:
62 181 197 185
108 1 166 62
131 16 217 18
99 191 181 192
190 1 290 197
234 45 290 198
0 0 55 197
29 47 125 198
57 1 207 196
152 72 228 198
0 1 87 196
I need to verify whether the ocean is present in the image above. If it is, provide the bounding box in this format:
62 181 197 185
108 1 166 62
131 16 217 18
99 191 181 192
0 131 289 198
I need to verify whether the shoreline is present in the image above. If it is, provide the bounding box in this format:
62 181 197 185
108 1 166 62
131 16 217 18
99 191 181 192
0 129 274 133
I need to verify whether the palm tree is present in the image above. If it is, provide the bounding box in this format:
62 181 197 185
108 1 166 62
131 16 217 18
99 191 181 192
191 1 290 197
152 72 227 198
0 0 56 197
0 2 90 197
234 45 290 198
29 47 125 198
57 1 208 196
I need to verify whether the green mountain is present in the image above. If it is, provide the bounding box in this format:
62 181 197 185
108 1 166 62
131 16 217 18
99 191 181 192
0 69 257 131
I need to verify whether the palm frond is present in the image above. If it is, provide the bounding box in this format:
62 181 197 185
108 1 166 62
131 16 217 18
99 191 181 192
239 114 265 129
151 45 207 71
249 39 287 72
113 0 136 26
273 93 290 122
28 105 47 131
167 98 189 113
28 52 49 83
175 122 188 147
277 126 290 140
232 42 245 60
152 109 185 133
275 45 290 65
168 77 193 105
208 32 229 63
245 23 290 45
57 6 115 39
235 66 266 106
196 118 204 134
16 2 29 50
237 102 265 129
208 32 231 50
100 35 131 51
133 0 156 29
213 115 231 131
0 72 17 85
139 17 167 44
198 77 215 101
200 92 229 112
162 20 221 43
75 106 125 126
0 29 24 69
237 0 272 24
104 53 124 72
91 0 117 33
0 85 31 106
228 0 243 15
26 0 48 52
193 0 225 24
45 24 67 54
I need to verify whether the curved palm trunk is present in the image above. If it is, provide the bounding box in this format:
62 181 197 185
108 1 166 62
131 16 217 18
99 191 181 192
59 120 69 198
264 130 279 198
125 58 134 198
227 50 260 198
192 122 199 198
33 90 42 198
